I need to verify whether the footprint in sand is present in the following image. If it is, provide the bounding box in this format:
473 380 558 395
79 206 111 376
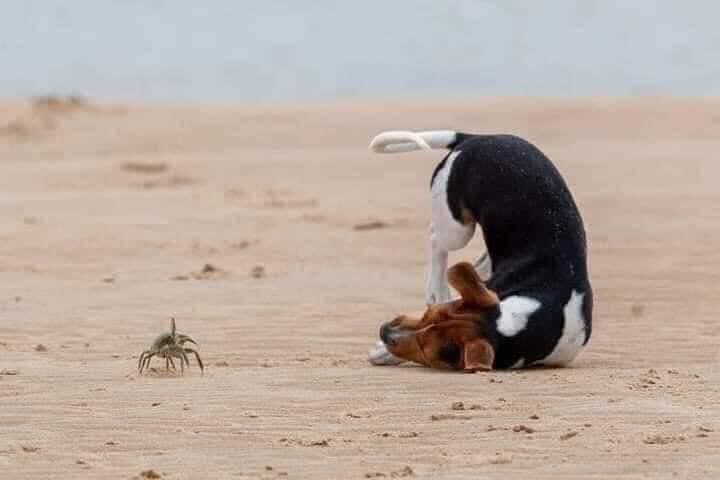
230 188 317 209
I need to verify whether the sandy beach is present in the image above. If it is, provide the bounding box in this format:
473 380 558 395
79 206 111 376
1 98 719 479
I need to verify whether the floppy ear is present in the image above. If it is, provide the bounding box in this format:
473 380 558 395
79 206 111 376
463 338 494 372
447 262 499 307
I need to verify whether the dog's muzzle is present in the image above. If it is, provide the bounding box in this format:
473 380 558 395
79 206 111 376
379 319 417 347
379 322 397 346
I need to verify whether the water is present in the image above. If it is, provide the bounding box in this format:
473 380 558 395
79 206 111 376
1 0 719 102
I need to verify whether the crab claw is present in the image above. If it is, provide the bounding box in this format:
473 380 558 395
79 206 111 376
177 334 198 346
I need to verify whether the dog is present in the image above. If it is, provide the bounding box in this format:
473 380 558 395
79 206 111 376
367 130 592 371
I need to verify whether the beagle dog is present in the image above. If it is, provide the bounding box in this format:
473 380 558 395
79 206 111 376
368 131 593 371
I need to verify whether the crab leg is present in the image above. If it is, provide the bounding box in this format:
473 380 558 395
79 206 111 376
138 351 148 372
140 352 157 373
180 350 190 369
184 348 204 373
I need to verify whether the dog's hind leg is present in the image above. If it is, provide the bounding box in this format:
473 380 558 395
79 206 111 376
427 244 451 304
474 251 493 282
427 151 475 304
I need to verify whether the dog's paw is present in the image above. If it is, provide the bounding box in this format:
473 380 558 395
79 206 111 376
368 341 405 366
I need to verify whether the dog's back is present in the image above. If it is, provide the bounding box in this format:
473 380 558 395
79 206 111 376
448 134 592 367
446 135 589 290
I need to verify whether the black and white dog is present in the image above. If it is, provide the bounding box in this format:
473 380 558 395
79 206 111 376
368 130 593 370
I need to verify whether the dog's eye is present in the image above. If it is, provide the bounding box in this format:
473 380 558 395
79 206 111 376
436 342 461 366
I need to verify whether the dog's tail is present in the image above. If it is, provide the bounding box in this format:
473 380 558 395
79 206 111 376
369 130 466 154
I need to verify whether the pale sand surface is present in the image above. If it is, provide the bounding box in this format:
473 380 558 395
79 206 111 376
1 98 719 479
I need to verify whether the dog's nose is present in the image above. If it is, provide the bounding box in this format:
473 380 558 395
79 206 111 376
380 322 396 346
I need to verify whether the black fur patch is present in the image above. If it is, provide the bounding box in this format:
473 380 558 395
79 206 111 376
429 133 471 189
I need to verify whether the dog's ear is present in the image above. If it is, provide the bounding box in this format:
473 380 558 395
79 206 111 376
463 338 494 372
447 262 499 308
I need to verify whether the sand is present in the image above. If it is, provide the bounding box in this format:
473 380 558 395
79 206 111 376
1 97 719 479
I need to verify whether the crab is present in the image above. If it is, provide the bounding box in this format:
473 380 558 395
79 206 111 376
138 318 204 375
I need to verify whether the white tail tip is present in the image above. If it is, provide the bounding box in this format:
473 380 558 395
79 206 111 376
369 130 456 154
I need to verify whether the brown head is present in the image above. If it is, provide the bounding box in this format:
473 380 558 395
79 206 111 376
379 262 500 372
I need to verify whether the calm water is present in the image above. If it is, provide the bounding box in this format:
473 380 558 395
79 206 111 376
1 0 719 102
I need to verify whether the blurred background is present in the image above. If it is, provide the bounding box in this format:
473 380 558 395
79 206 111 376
1 0 719 102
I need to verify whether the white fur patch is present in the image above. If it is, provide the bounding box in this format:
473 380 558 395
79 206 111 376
541 290 587 366
430 151 475 251
496 296 542 337
510 358 525 369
